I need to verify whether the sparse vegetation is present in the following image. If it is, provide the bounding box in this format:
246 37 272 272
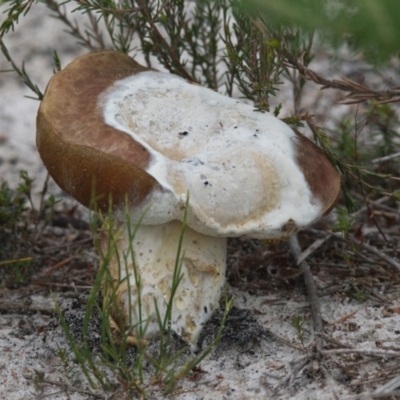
55 199 232 396
292 315 307 348
0 171 59 284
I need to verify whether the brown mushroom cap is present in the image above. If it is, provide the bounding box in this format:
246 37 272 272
37 51 340 236
37 51 159 211
292 129 340 216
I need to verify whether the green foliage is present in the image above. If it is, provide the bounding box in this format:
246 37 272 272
0 171 59 284
0 170 37 240
292 314 306 347
339 278 369 303
332 207 355 236
368 103 400 158
242 0 400 61
336 120 358 161
0 174 30 282
0 258 32 283
392 189 400 202
1 0 288 105
0 180 27 230
351 290 369 303
0 0 37 36
222 1 284 111
0 40 43 100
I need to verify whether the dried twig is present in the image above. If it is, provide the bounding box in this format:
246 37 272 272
296 235 332 265
275 354 312 389
24 373 107 399
289 235 323 351
30 281 93 290
371 151 400 164
350 374 399 388
45 255 76 272
333 233 400 272
283 50 400 104
307 229 400 272
328 310 359 325
268 330 306 352
321 348 400 358
342 390 400 400
0 299 55 313
349 196 390 218
374 375 400 394
316 333 352 349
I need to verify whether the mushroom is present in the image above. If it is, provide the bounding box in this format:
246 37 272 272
36 51 340 348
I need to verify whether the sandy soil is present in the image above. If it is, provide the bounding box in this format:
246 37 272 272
1 3 400 400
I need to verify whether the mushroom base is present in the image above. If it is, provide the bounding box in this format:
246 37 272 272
102 220 227 349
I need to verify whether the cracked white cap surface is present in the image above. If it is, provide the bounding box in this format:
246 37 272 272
101 70 335 238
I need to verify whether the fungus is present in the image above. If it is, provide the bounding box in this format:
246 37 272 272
36 51 340 348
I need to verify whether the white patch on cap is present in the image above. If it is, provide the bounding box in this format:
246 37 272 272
100 71 322 238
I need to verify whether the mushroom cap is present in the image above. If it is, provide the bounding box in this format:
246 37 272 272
37 51 340 239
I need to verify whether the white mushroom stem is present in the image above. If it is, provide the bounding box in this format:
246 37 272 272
101 220 227 348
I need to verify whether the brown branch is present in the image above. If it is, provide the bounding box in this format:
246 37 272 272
45 255 76 272
328 309 359 326
283 50 400 104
